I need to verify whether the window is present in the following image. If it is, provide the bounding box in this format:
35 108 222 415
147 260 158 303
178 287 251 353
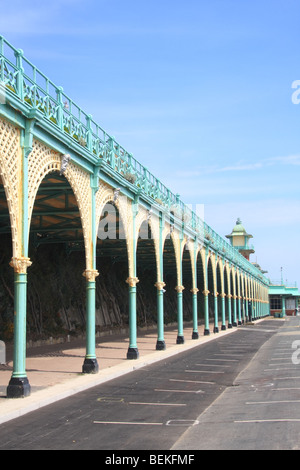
270 296 282 310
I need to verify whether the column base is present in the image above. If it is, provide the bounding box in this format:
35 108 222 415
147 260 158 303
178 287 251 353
7 377 31 399
176 335 185 344
233 322 237 327
213 326 219 333
127 347 139 360
192 331 199 340
82 358 99 374
228 323 232 329
156 340 166 351
221 325 226 331
238 320 242 325
204 329 210 336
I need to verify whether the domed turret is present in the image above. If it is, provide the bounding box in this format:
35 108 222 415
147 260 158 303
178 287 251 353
226 218 255 260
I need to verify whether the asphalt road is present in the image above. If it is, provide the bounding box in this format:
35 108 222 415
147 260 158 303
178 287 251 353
0 318 294 451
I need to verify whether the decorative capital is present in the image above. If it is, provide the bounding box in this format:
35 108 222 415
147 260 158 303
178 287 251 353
155 281 166 291
202 289 210 296
9 257 32 274
220 293 226 298
227 294 232 299
60 154 71 175
175 285 185 293
82 269 99 282
190 288 199 295
126 276 139 287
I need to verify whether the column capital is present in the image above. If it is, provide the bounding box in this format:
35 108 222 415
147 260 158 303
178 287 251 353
190 287 199 295
175 285 185 293
202 289 210 296
126 276 139 287
9 257 32 274
82 269 99 282
155 281 166 291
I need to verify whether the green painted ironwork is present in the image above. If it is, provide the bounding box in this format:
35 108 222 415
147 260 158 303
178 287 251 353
0 35 269 286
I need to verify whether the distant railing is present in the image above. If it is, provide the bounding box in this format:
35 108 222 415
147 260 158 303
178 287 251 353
270 280 298 288
0 35 268 283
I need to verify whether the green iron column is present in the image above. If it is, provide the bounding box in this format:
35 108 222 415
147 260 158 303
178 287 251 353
191 288 199 339
82 270 99 373
155 282 166 350
7 114 33 398
213 293 219 333
227 294 233 328
204 248 210 335
7 259 32 398
155 213 166 350
82 170 99 374
232 295 237 327
127 198 139 359
176 285 185 344
203 289 210 335
221 293 226 330
126 276 139 358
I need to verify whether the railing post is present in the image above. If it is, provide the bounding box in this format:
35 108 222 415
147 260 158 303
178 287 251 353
14 49 24 101
86 114 93 152
56 86 64 130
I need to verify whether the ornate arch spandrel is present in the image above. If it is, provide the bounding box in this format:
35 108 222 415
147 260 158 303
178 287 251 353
27 139 93 270
0 117 22 258
135 206 161 282
95 181 134 277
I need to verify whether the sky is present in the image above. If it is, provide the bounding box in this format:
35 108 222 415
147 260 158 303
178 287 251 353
0 0 299 286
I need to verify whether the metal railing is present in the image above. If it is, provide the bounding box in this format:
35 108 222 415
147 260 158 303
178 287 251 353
0 35 268 283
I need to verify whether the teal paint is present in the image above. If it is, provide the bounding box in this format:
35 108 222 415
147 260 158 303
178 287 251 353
11 273 27 378
214 295 219 333
221 295 226 330
127 199 139 359
82 171 99 373
192 293 198 338
156 213 165 349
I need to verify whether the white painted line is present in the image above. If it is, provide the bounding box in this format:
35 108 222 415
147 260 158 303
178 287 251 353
195 363 230 368
93 420 163 426
155 388 204 394
277 376 300 380
213 354 240 357
264 367 298 371
166 419 199 426
185 370 224 374
272 388 300 391
169 379 215 385
206 358 238 362
129 402 186 407
246 400 300 405
235 418 300 424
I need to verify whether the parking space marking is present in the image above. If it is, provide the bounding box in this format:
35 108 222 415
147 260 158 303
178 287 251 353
235 418 300 424
166 420 199 427
155 388 204 394
195 363 230 368
169 379 216 385
206 358 238 362
185 370 224 374
129 402 186 407
93 420 163 426
169 379 215 385
246 400 300 405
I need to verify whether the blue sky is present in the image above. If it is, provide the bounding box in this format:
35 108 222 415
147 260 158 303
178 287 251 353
1 0 300 286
